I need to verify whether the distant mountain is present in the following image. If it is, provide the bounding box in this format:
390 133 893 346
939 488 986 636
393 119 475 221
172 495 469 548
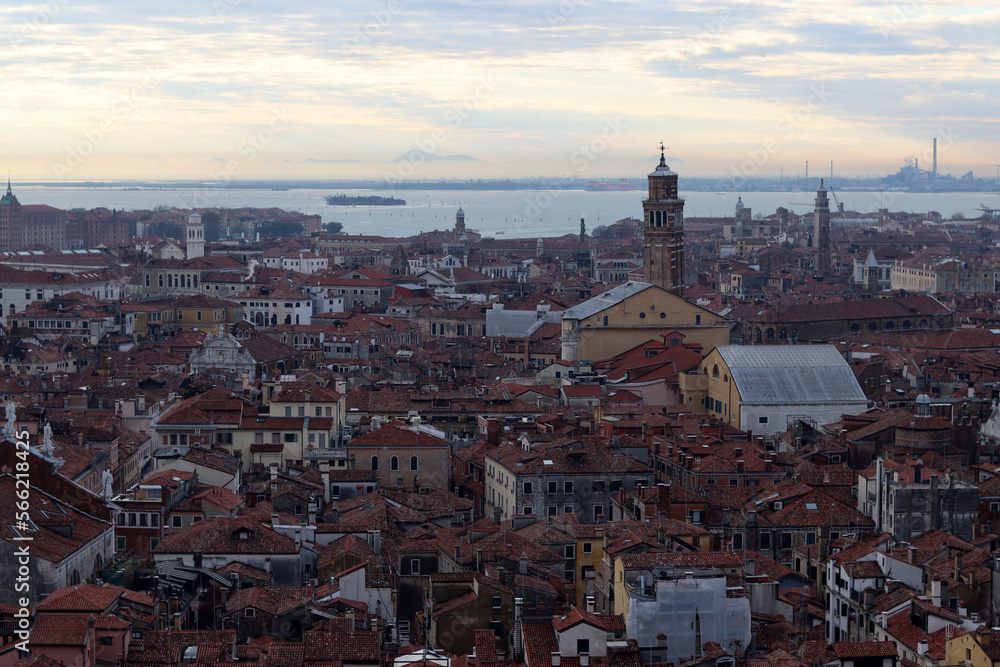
282 158 361 164
391 150 481 163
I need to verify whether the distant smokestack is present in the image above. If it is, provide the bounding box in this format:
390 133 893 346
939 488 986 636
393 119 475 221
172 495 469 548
830 161 833 179
805 160 808 180
933 138 938 177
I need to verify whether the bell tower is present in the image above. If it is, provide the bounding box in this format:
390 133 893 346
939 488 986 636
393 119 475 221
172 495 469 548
814 180 831 274
642 143 685 295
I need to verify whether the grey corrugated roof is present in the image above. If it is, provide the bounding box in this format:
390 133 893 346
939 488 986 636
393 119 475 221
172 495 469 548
718 345 867 405
562 282 653 320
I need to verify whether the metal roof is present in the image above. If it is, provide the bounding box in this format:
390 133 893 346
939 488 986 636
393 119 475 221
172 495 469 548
561 281 653 321
717 344 867 405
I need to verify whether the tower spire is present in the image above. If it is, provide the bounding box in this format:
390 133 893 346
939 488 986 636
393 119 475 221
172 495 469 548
658 141 667 168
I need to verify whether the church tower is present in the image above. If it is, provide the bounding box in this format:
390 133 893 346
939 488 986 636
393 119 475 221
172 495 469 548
813 180 831 274
186 213 205 260
642 143 685 295
455 206 466 234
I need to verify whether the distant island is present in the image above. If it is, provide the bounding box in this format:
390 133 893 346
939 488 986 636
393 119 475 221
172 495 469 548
326 194 406 206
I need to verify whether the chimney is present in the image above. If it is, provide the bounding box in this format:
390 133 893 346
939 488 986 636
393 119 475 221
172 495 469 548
734 447 743 458
586 595 595 614
737 460 745 473
271 513 280 526
979 626 991 647
320 462 330 504
907 544 917 565
269 463 279 480
917 640 929 656
552 653 561 667
657 483 671 512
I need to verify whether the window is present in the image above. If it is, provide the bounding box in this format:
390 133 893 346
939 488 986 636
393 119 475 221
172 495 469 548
565 545 576 559
548 481 558 494
410 456 418 471
523 506 534 514
390 456 399 471
583 542 592 554
172 515 182 528
371 456 379 471
758 416 768 424
992 502 1000 511
547 506 557 517
117 536 126 550
492 596 502 609
245 608 255 618
760 533 771 549
577 639 590 655
780 533 792 549
564 481 574 493
150 537 159 551
564 505 573 514
732 533 744 550
410 559 420 574
150 513 159 528
593 505 604 521
284 406 292 417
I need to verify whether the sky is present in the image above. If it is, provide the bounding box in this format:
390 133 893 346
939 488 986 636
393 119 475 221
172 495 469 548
2 0 999 181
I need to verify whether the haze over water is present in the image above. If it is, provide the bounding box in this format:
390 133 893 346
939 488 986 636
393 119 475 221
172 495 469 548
13 186 1000 240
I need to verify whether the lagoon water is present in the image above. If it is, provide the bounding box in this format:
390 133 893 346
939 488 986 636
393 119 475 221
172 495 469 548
14 185 1000 239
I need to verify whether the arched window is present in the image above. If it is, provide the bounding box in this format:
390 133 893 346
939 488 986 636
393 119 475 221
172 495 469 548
145 274 150 287
850 324 860 333
885 321 895 330
902 320 912 330
390 456 399 471
712 364 720 380
371 456 379 471
868 322 878 331
410 456 418 471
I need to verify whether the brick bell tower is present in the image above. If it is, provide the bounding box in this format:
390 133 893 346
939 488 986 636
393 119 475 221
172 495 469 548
642 142 685 295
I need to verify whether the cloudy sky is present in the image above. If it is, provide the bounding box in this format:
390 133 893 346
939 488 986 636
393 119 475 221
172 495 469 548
3 0 998 181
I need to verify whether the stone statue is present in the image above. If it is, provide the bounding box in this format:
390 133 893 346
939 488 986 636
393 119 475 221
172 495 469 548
101 470 114 500
3 402 17 441
41 422 54 457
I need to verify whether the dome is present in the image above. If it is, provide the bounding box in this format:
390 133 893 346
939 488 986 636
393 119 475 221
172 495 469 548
456 207 465 217
736 197 745 210
916 394 931 404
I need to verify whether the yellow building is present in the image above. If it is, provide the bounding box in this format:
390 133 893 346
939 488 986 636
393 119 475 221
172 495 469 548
680 344 867 436
946 627 997 667
172 294 242 336
560 281 729 362
127 294 242 337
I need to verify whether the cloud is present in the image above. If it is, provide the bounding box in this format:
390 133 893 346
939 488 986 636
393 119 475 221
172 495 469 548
2 1 999 179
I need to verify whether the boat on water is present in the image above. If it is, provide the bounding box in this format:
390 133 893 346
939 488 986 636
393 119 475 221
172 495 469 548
584 179 639 191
